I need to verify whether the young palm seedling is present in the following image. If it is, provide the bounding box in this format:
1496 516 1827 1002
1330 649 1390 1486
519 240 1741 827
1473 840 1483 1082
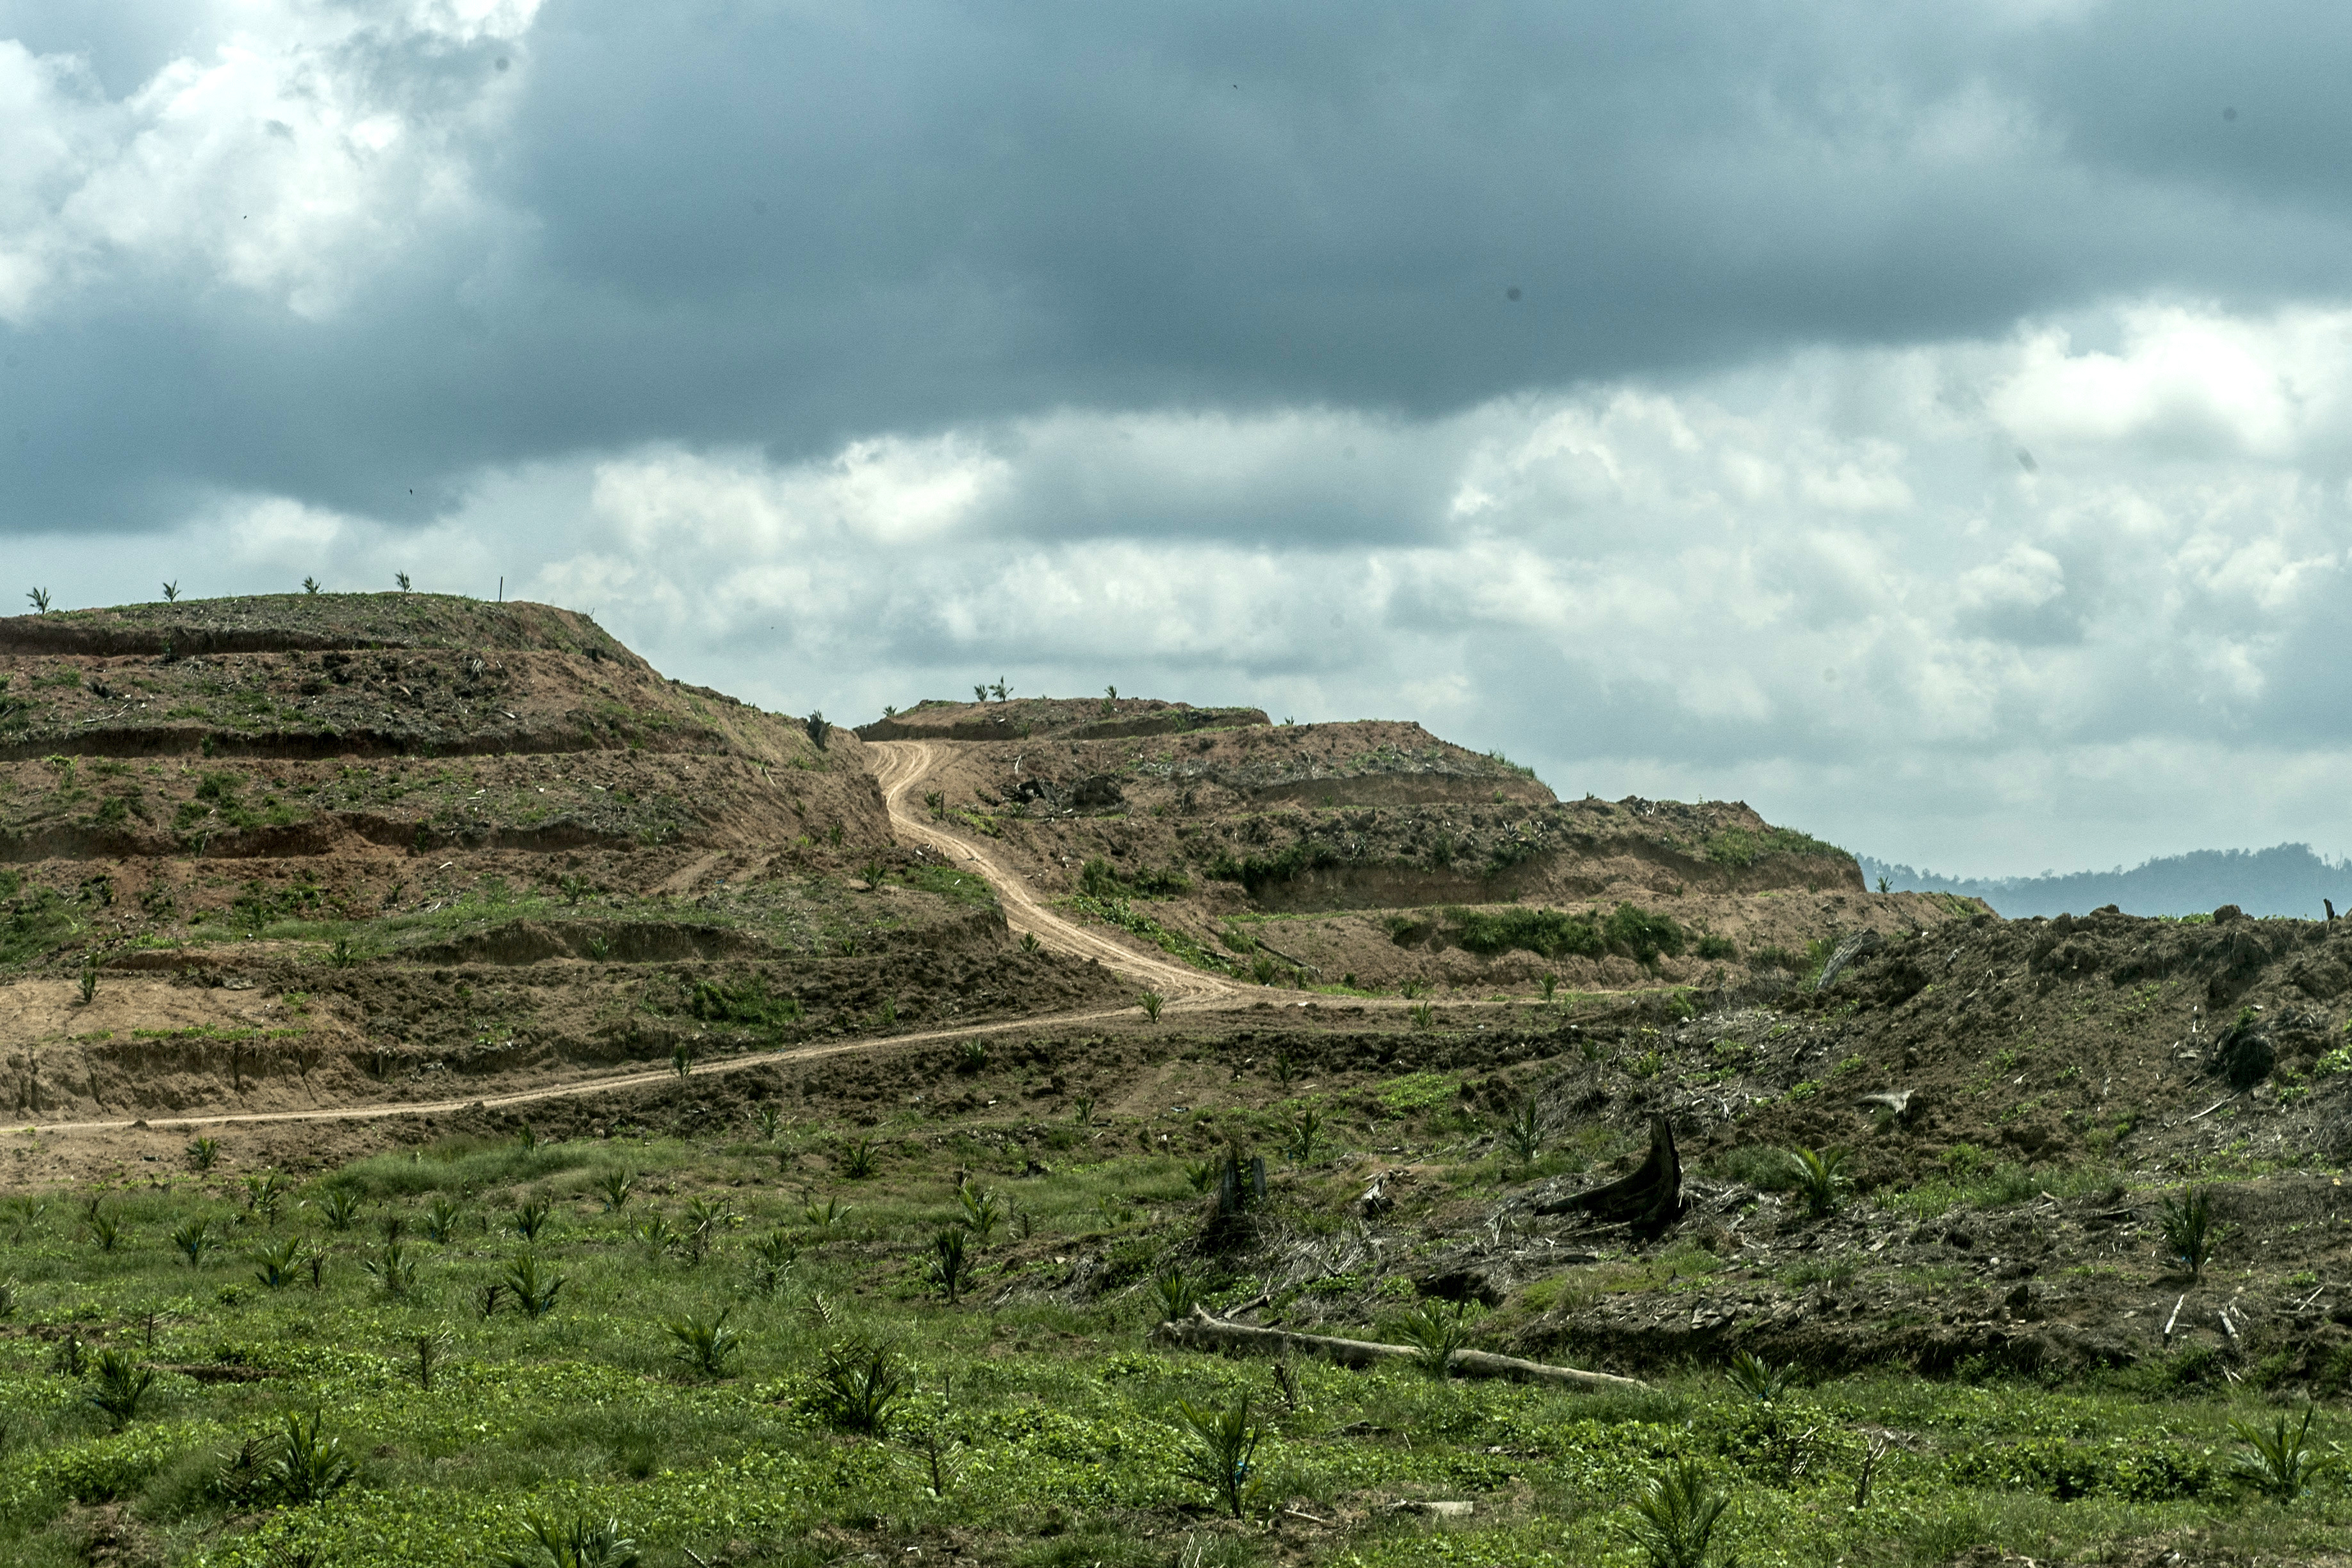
496 1512 640 1568
957 1181 1004 1245
1780 1146 1850 1218
421 1195 462 1243
171 1218 216 1268
2230 1405 2327 1500
510 1198 554 1243
244 1168 288 1225
1138 988 1165 1022
186 1136 219 1172
1395 1300 1474 1378
751 1104 783 1141
318 1186 361 1232
86 1207 123 1253
1287 1107 1323 1164
2160 1186 2231 1280
803 1197 849 1233
251 1234 303 1289
1409 1001 1435 1029
1154 1264 1204 1321
1503 1095 1546 1161
503 1252 566 1318
665 1305 742 1376
1726 1349 1792 1404
267 1410 355 1505
1175 1394 1264 1519
85 1349 156 1430
929 1227 972 1303
746 1230 797 1298
364 1241 418 1298
812 1337 908 1435
409 1330 451 1392
840 1136 882 1179
671 1044 694 1079
675 1196 731 1266
1622 1458 1734 1568
596 1169 637 1212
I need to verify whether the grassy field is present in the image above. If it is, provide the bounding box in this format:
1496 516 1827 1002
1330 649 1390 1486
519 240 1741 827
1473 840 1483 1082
0 1104 2344 1568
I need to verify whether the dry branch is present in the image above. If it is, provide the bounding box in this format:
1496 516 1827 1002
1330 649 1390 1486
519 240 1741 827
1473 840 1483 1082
1149 1305 1651 1393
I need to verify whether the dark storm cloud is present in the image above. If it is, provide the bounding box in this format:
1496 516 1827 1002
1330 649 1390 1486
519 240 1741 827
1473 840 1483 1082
6 1 2352 534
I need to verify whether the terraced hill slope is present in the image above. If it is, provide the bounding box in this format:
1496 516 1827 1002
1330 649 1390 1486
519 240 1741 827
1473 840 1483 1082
870 710 1955 997
0 595 1119 1123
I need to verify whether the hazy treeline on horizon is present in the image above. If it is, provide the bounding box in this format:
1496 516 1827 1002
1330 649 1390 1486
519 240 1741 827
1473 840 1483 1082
1861 844 2352 922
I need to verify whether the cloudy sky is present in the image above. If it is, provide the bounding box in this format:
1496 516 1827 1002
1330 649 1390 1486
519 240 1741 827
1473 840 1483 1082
6 1 2351 877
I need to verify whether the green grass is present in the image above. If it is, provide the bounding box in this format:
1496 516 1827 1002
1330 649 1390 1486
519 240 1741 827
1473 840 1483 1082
0 1122 2339 1567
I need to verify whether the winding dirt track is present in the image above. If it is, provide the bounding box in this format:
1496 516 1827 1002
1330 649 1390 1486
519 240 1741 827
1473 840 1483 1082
867 740 1239 1009
38 741 1239 1136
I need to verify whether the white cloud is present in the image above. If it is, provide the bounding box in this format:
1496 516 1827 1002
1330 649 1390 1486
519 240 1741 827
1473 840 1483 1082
0 0 537 322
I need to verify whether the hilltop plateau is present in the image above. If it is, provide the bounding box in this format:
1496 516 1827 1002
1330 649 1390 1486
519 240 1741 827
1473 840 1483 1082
0 598 2344 1568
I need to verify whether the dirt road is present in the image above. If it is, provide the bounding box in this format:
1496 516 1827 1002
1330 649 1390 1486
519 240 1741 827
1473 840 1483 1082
867 740 1239 1009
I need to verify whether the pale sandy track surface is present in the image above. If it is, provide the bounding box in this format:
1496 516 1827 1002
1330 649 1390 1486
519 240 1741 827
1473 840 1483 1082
867 740 1239 1009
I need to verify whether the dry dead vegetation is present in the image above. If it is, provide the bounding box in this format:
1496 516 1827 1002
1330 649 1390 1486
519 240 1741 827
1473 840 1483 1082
0 598 2345 1568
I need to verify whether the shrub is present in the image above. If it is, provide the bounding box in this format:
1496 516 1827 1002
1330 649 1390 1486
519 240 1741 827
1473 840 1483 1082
804 712 831 749
1175 1394 1264 1519
1696 934 1737 960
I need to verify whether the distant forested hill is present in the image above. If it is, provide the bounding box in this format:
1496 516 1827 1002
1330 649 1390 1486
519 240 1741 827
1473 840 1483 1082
1859 844 2352 920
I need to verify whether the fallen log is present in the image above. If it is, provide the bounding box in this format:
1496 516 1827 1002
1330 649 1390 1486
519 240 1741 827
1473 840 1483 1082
1150 1305 1651 1393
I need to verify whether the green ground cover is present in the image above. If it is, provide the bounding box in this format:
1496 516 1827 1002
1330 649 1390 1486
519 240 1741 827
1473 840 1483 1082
0 1120 2340 1567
